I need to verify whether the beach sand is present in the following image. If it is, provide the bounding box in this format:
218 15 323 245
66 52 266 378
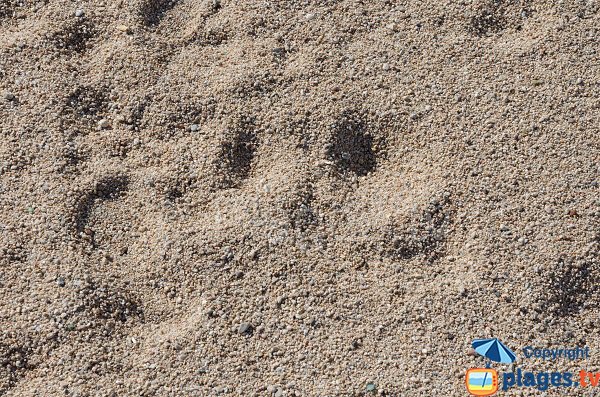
0 0 598 395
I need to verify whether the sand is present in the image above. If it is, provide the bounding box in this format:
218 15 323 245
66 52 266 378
0 0 598 395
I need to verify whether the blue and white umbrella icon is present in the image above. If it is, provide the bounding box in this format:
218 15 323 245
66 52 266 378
470 338 516 392
472 338 517 365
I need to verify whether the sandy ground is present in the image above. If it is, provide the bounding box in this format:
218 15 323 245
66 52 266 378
0 0 598 396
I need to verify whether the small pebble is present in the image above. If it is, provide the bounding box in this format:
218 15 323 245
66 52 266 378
238 322 252 334
366 383 376 392
567 209 579 217
116 24 131 33
4 93 15 102
56 277 65 287
98 119 109 129
304 13 316 21
75 9 84 17
190 124 199 132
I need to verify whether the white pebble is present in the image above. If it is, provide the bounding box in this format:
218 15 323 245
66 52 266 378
98 119 109 129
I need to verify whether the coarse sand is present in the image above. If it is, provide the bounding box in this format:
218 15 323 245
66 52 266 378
0 0 598 396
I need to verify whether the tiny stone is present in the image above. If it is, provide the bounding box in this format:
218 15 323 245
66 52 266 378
304 13 316 21
190 124 199 132
75 9 84 17
4 93 15 101
116 24 131 33
266 385 275 393
248 249 258 259
56 277 65 287
565 330 575 339
272 47 285 57
238 322 252 334
366 383 376 392
98 119 109 129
